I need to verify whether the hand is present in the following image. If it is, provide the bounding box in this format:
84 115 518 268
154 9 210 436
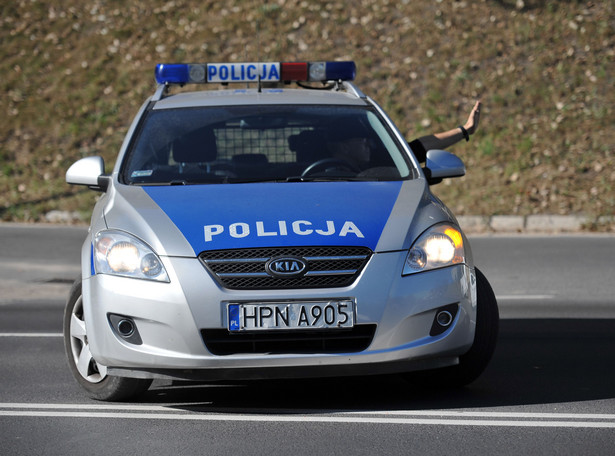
463 100 481 135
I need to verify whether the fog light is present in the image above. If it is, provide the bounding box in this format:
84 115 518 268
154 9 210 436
117 319 135 337
108 314 142 345
429 303 459 337
436 310 453 327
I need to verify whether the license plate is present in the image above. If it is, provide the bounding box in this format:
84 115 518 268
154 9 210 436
228 300 355 332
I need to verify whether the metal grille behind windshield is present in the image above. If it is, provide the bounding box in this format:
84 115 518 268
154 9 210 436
121 105 411 185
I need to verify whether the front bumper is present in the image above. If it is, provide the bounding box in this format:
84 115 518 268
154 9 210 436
82 251 477 381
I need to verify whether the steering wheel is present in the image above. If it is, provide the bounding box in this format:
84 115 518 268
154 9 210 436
301 158 359 177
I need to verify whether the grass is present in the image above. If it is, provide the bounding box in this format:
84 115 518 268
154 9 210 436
1 0 613 226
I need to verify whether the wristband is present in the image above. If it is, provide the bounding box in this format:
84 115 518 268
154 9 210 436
459 125 469 142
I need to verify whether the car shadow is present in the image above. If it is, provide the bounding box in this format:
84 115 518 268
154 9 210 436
140 318 615 412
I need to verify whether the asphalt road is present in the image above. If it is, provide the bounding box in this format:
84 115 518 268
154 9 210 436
1 224 614 455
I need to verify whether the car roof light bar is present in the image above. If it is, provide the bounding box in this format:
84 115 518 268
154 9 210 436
154 61 356 85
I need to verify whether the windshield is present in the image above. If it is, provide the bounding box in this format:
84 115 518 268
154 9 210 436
121 105 412 185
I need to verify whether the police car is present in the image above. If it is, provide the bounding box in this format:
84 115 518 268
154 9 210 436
64 61 498 401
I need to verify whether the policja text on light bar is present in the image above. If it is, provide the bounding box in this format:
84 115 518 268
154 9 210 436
154 61 356 85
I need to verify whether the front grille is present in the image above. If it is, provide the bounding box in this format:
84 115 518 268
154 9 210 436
201 324 377 355
199 246 372 290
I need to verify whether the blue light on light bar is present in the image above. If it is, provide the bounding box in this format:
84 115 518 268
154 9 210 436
155 64 206 84
154 61 356 85
155 64 187 84
318 61 356 81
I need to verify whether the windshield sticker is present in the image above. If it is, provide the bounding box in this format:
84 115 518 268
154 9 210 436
143 182 402 252
131 170 154 178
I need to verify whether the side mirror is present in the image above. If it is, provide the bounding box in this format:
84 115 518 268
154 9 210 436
66 156 110 191
423 149 466 185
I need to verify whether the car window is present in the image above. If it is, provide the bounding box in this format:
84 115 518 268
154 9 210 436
121 105 412 184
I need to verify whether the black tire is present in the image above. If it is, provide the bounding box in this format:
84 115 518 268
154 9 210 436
63 278 152 401
405 267 499 388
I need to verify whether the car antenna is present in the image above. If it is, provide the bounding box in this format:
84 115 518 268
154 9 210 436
256 21 262 93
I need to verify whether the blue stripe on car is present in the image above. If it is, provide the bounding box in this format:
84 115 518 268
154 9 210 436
144 182 402 253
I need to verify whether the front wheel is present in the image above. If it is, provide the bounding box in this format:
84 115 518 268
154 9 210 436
405 267 499 388
63 279 152 401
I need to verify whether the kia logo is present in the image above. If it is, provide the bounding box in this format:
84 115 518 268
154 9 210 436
265 256 308 278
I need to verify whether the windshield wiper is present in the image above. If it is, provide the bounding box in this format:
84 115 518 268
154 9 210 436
131 180 187 186
135 176 382 186
285 176 308 182
286 176 374 182
227 177 287 184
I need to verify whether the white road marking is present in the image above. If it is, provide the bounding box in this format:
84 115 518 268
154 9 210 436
1 404 614 429
0 333 62 337
497 295 555 300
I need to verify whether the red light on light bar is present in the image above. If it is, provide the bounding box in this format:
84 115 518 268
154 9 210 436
280 62 308 81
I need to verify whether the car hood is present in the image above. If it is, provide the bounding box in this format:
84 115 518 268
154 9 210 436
104 180 452 257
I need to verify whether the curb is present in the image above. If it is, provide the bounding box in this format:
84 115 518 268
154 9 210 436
457 215 614 234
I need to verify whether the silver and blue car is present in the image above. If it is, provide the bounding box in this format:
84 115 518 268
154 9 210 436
64 61 498 401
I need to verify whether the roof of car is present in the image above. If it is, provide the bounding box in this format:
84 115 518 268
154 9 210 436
151 87 370 110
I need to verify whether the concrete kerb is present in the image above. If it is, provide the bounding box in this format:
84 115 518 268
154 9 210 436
457 214 614 234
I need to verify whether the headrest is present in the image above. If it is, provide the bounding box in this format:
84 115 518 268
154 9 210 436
172 128 217 163
288 130 322 151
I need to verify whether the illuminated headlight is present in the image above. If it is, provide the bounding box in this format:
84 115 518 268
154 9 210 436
403 224 465 275
93 230 169 282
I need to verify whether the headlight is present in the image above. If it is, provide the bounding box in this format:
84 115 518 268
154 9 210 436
402 224 465 275
93 230 170 282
